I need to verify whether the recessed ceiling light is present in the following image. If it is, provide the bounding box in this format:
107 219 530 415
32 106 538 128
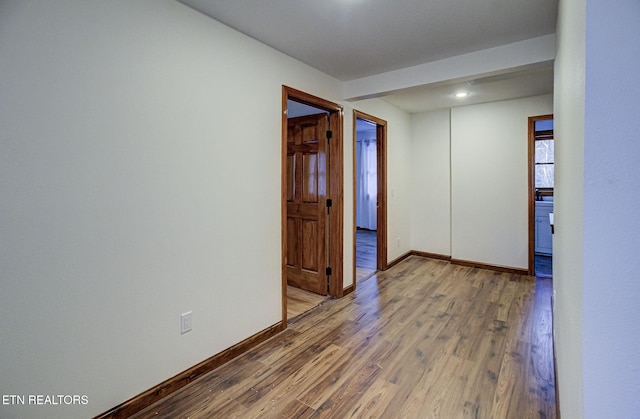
455 92 468 98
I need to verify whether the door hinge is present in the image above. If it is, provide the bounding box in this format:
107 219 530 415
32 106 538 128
326 267 332 276
326 130 333 140
326 270 331 293
326 198 332 209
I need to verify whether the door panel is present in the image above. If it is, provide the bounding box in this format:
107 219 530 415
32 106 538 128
302 153 318 202
286 113 328 295
286 217 297 267
302 220 318 271
286 154 295 201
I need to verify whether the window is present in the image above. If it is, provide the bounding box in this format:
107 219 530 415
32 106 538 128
534 120 554 189
535 138 554 187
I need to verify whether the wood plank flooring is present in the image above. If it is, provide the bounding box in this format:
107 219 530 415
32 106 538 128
535 255 553 278
131 256 555 419
287 285 329 319
356 228 377 282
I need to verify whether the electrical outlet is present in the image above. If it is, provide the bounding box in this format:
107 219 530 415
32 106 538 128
396 237 400 247
180 311 192 334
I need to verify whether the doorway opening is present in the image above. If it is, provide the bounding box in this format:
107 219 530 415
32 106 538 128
282 86 344 326
528 114 554 277
353 111 387 288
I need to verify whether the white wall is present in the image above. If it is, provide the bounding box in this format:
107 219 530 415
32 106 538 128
451 95 553 268
553 0 585 416
556 0 640 417
582 0 640 415
0 1 352 417
576 0 640 417
410 96 552 268
342 108 356 289
410 109 452 255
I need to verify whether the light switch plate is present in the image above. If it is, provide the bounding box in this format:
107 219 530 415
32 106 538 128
180 311 192 334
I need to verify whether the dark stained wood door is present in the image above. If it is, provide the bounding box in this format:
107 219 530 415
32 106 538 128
286 113 329 295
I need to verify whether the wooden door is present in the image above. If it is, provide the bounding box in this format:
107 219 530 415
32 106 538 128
286 113 329 295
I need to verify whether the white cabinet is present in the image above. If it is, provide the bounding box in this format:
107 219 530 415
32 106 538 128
535 202 553 255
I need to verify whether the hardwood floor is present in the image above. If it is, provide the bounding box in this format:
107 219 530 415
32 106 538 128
535 255 553 278
287 285 329 319
132 256 555 419
356 228 377 282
